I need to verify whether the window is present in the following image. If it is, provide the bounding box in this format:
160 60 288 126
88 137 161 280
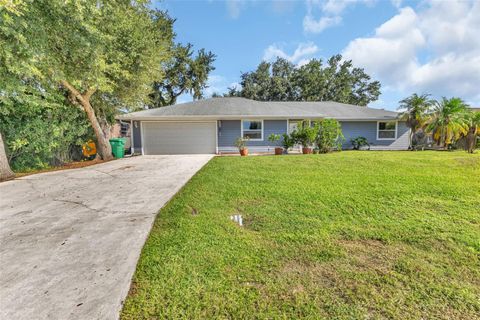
288 120 301 133
242 120 263 140
377 121 397 140
288 120 314 133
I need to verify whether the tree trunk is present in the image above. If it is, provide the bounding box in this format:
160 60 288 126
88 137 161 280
0 132 15 182
408 129 414 150
82 99 113 160
61 81 113 160
466 126 477 154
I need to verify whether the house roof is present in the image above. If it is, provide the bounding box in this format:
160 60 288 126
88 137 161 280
117 97 399 121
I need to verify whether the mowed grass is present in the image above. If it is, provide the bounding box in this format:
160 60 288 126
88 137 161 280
121 151 480 320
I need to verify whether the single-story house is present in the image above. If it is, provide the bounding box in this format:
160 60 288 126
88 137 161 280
117 97 409 154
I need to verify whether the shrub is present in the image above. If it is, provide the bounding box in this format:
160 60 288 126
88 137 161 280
316 119 344 153
268 133 281 144
281 133 295 151
0 88 93 171
292 123 317 148
351 136 370 150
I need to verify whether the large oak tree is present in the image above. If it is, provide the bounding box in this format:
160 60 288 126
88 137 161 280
1 0 174 161
227 55 381 106
150 43 216 107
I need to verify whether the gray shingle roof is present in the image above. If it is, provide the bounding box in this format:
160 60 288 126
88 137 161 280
117 97 399 121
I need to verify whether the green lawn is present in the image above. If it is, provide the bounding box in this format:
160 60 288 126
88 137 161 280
121 151 480 319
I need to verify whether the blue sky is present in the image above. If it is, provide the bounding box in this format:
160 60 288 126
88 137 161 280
156 0 480 110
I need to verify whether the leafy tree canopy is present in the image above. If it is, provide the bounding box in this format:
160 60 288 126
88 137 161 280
0 82 93 170
398 93 436 149
426 97 469 148
227 55 381 106
1 0 216 164
150 44 216 107
1 0 176 159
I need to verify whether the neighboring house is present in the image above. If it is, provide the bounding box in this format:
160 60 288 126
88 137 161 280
117 97 409 154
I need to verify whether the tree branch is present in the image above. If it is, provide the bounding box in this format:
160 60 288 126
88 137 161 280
61 80 85 104
84 87 97 100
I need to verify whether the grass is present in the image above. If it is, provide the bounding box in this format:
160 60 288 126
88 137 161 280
121 151 480 319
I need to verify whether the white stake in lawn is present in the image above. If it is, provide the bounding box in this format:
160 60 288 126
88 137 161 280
230 214 243 227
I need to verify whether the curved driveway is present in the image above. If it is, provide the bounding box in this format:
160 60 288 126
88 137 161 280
0 155 213 320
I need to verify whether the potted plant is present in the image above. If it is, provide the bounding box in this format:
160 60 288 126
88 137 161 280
235 137 249 156
294 124 317 154
268 133 283 155
281 133 295 154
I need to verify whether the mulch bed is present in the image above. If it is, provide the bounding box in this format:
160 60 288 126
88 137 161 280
14 158 112 179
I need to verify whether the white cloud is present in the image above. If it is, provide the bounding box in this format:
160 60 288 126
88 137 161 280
390 0 402 8
303 0 374 33
342 0 480 105
271 0 297 14
322 0 374 15
263 42 319 64
303 15 341 33
202 75 242 97
343 7 424 87
226 0 245 19
204 74 228 96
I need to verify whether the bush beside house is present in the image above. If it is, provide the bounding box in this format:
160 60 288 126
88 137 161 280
237 119 346 156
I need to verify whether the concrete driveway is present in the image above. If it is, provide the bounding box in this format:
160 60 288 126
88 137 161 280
0 155 213 320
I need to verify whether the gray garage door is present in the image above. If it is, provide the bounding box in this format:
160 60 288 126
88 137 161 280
142 121 216 155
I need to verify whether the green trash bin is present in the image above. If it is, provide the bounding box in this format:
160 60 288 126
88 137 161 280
109 138 126 158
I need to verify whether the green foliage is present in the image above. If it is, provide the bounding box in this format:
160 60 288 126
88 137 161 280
350 136 370 150
398 93 435 149
0 85 92 171
291 123 317 148
281 133 295 151
426 97 469 148
234 137 248 151
463 111 480 153
1 0 216 167
316 119 345 153
27 0 172 109
150 43 216 107
0 0 178 161
267 133 280 143
227 55 381 106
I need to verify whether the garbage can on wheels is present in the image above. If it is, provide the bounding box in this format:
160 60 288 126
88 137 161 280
109 138 126 158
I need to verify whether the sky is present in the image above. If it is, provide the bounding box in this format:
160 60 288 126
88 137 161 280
155 0 480 111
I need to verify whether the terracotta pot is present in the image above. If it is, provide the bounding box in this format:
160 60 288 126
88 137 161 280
274 147 283 155
302 147 313 154
240 148 248 156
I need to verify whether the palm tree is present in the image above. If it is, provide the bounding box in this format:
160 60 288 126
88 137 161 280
464 111 480 153
426 97 469 149
398 93 435 149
